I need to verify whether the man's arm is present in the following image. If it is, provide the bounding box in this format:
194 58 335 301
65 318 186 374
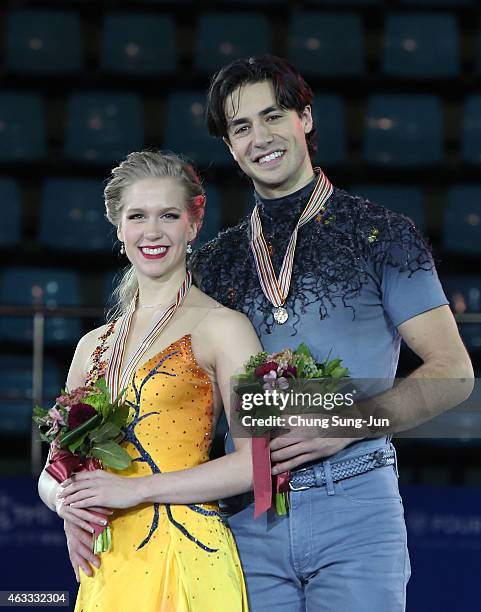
270 305 474 473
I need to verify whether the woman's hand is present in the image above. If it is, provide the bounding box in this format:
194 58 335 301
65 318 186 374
64 519 100 583
55 488 112 532
58 470 143 510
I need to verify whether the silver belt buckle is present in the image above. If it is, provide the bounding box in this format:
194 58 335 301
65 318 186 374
289 467 311 492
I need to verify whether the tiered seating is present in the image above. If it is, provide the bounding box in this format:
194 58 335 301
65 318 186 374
0 92 46 161
39 178 115 252
100 13 176 75
364 95 443 166
64 92 144 164
195 13 272 72
383 12 460 78
288 12 364 76
0 267 81 345
0 179 20 247
6 9 82 74
163 91 230 167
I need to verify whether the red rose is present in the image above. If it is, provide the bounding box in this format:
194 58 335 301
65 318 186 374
254 362 278 377
282 365 297 378
68 403 97 430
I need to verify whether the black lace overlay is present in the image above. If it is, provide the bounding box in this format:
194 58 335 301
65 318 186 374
189 186 434 336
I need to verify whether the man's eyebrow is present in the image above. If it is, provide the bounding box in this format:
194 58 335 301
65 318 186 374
227 105 282 129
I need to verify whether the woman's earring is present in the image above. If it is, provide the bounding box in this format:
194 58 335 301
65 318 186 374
186 242 193 254
120 242 125 255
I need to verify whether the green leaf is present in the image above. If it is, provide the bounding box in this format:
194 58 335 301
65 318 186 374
33 405 48 417
91 441 132 470
39 431 51 443
89 422 121 444
110 404 130 429
294 343 311 357
58 414 102 448
68 433 88 453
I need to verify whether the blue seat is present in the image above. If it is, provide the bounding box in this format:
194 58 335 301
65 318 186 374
6 9 82 74
364 95 443 167
40 178 115 252
441 275 481 354
195 13 272 72
312 95 346 166
0 267 81 345
163 91 230 168
65 92 143 164
0 179 20 247
101 13 175 75
462 96 481 166
383 13 459 78
0 92 46 161
351 184 425 232
0 355 61 402
288 12 364 77
443 185 481 255
195 185 223 247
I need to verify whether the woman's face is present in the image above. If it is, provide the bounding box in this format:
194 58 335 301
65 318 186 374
117 177 197 281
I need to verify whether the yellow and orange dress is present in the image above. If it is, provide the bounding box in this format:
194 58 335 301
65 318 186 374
75 334 248 612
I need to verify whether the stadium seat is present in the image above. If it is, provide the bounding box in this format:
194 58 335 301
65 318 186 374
312 94 346 166
163 91 230 168
383 12 459 78
288 12 364 77
0 179 20 247
0 92 46 161
196 185 223 247
351 184 425 232
364 95 443 166
39 178 115 252
0 355 60 434
195 13 272 72
0 267 82 345
6 9 82 74
462 96 481 165
443 185 481 255
64 92 143 164
100 13 175 75
441 274 481 354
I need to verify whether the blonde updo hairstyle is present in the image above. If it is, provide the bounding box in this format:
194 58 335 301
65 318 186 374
105 150 206 321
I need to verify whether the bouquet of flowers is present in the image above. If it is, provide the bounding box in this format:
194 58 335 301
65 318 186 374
235 344 349 517
33 378 131 553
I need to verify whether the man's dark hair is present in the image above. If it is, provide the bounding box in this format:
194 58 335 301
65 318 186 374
206 55 317 159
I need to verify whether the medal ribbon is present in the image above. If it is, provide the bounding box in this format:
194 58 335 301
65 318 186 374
106 271 192 400
249 168 333 309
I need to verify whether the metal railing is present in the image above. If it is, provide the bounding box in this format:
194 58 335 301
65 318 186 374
0 304 104 475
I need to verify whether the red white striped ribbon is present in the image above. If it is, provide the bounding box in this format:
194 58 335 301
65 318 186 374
250 168 333 308
106 270 192 400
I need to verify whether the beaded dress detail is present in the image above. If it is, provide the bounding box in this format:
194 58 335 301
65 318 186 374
75 333 248 612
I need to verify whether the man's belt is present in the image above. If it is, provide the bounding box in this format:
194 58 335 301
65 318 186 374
289 447 396 491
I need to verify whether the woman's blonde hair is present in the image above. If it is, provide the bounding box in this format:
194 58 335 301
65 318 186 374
104 150 205 321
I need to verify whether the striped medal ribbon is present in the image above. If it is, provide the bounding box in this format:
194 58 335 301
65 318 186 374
250 168 333 325
106 270 192 400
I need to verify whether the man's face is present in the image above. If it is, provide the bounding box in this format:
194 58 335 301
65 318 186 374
223 80 314 197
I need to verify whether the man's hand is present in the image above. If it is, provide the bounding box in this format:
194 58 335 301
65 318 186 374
64 519 100 583
270 436 356 474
